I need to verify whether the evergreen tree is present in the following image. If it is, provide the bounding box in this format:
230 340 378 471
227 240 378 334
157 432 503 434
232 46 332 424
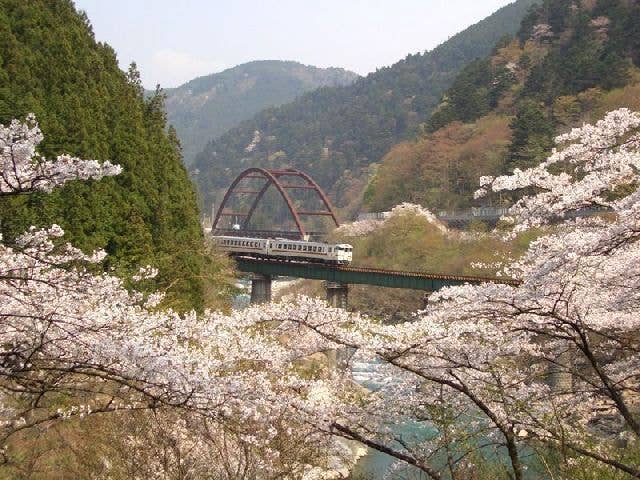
506 100 554 172
0 0 207 310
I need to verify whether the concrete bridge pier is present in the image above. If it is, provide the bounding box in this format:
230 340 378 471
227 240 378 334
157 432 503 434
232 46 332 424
250 273 272 304
325 281 349 309
547 349 573 393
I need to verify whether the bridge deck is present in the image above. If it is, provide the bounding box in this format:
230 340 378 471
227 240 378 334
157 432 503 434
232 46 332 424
235 257 520 291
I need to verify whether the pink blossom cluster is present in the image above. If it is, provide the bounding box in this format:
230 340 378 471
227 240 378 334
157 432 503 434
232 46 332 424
336 203 447 237
0 114 121 195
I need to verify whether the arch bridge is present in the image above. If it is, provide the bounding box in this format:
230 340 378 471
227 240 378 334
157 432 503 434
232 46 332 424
212 168 339 240
211 167 520 310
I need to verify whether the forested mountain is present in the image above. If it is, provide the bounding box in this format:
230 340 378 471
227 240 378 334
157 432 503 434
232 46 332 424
192 0 538 215
164 61 358 165
364 0 640 213
0 0 209 310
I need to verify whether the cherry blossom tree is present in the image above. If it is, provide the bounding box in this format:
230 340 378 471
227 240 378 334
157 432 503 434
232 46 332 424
336 202 448 237
0 115 355 477
4 109 639 479
276 109 640 479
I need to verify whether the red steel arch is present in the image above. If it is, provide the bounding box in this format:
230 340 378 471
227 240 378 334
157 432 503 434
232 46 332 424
212 168 340 239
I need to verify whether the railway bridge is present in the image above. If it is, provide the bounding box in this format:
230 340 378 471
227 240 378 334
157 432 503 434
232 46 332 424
237 257 520 307
213 168 520 307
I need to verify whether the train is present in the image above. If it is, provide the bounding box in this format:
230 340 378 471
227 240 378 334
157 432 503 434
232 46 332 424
212 236 353 265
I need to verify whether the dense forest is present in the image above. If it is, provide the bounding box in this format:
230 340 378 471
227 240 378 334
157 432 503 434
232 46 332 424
164 60 358 166
192 0 538 216
365 0 640 212
0 0 215 311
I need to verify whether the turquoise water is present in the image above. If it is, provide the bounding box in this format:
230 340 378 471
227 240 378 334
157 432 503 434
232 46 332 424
348 360 548 480
350 359 430 479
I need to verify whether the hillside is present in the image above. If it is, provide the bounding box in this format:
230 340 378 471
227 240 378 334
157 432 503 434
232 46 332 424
164 61 359 165
365 0 640 213
0 0 216 311
192 0 539 216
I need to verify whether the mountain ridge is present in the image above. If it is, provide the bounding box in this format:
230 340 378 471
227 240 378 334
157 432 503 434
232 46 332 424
163 60 359 165
364 0 640 213
192 0 539 216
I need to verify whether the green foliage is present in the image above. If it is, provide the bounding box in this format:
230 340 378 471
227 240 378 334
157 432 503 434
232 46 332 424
506 99 554 171
428 56 519 132
192 0 538 212
519 0 635 103
0 0 208 311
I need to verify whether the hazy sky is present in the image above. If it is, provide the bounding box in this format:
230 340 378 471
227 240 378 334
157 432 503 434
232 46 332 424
74 0 515 89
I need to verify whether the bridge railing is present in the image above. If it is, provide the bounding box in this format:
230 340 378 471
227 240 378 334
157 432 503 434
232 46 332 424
358 206 611 223
357 207 510 222
437 207 511 221
355 212 391 221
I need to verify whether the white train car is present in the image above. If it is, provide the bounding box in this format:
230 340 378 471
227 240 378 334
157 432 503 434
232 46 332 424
212 236 353 264
212 236 269 256
267 239 352 264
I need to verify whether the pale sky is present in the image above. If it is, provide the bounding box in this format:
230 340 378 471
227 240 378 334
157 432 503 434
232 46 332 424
74 0 516 89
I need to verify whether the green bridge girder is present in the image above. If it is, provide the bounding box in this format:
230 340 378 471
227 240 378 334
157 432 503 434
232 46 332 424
235 258 520 291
